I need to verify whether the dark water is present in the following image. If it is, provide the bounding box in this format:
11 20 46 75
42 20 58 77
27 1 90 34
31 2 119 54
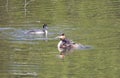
0 0 120 78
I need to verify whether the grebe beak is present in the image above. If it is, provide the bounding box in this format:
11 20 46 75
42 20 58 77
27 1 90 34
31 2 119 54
55 36 60 39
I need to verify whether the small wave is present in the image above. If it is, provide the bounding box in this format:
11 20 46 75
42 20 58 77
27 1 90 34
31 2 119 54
0 27 14 31
77 44 93 50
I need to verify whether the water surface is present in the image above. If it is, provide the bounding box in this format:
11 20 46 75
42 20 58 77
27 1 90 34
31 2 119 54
0 0 120 78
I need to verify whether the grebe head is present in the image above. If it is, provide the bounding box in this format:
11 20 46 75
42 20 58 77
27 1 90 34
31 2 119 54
42 24 48 39
43 24 48 30
56 33 66 40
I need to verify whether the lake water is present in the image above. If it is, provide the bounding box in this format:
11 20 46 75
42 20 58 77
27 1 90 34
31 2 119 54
0 0 120 78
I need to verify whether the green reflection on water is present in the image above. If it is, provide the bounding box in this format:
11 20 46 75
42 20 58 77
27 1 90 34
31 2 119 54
0 0 120 78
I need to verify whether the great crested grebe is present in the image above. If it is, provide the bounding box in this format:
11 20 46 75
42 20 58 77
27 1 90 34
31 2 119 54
56 33 85 59
27 24 48 38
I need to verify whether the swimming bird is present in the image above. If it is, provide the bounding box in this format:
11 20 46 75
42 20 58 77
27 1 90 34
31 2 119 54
27 24 48 38
56 33 82 59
